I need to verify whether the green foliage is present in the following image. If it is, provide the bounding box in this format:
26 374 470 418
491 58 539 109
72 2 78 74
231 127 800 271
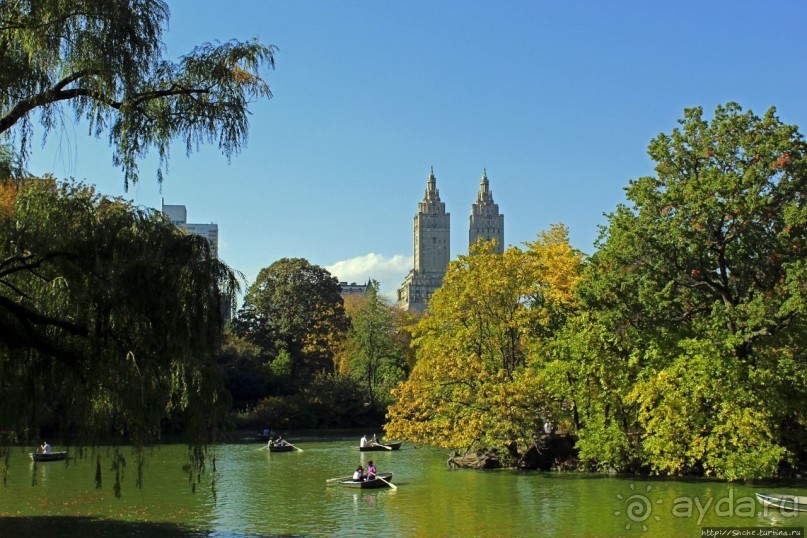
0 143 23 179
238 258 350 388
245 395 317 430
573 103 807 479
575 413 639 473
541 311 642 467
630 339 786 480
268 348 294 391
302 372 379 427
0 178 235 445
344 282 407 408
0 0 276 188
217 331 268 410
235 373 375 430
610 102 805 356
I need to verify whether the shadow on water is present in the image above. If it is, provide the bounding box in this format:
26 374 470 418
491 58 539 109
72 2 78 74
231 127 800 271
0 517 299 538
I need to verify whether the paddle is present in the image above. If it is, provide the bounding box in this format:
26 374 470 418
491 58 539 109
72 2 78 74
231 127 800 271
325 475 353 484
372 474 397 490
259 444 270 451
286 442 303 452
378 443 393 451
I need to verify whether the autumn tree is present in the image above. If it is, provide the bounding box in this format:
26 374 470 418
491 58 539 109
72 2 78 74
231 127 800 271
385 228 584 458
574 103 806 479
0 0 275 188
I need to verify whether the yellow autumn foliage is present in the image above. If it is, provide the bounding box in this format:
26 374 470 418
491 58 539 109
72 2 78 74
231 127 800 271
385 224 584 453
0 180 19 219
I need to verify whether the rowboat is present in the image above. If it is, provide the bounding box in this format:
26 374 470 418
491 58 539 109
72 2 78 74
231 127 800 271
30 451 68 462
358 441 402 452
268 444 296 452
339 473 394 489
756 493 807 512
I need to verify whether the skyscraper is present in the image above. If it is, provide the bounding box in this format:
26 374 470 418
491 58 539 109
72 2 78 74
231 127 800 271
397 167 450 312
161 201 219 259
468 168 504 253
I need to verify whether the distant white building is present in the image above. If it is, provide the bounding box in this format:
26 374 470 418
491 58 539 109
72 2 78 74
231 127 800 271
339 279 373 296
161 203 187 227
185 223 219 259
161 201 219 259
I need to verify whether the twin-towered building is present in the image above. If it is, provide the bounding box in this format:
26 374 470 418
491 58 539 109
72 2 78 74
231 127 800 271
397 167 504 313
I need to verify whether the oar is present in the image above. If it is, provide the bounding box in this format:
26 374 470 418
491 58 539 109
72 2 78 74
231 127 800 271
373 474 397 490
378 443 393 451
259 444 270 451
286 443 303 452
325 475 353 484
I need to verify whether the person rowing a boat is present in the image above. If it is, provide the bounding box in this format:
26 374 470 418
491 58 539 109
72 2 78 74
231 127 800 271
366 460 377 480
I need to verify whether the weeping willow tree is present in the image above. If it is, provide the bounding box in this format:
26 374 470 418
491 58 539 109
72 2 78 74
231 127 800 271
0 0 276 188
0 0 274 495
0 177 237 492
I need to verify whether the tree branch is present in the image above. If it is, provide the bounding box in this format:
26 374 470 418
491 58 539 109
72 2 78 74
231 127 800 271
0 75 213 134
0 294 89 338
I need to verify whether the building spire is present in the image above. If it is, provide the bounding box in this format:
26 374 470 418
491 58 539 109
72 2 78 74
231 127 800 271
477 168 492 203
422 166 442 207
469 168 504 254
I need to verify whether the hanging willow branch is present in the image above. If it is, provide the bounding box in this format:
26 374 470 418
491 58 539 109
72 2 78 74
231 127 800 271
0 0 276 188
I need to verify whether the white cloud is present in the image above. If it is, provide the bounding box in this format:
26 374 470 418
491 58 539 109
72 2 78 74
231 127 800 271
326 253 413 299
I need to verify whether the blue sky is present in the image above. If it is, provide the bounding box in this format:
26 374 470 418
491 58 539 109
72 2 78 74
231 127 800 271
25 1 807 301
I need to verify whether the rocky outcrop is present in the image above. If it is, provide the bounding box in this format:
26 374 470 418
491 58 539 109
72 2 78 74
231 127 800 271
447 448 502 469
446 435 578 471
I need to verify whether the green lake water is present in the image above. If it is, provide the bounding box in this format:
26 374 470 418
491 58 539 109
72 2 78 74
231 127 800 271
1 432 805 537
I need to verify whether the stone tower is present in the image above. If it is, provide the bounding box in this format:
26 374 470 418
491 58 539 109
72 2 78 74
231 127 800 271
397 167 451 312
468 168 504 253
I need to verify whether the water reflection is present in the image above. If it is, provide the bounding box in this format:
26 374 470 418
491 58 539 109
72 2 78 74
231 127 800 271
2 439 806 536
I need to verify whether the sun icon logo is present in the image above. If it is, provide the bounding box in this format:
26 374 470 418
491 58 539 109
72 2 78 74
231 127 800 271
614 483 663 532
